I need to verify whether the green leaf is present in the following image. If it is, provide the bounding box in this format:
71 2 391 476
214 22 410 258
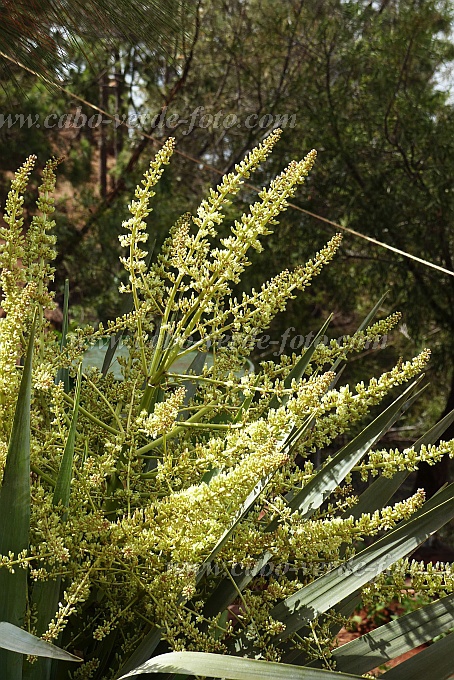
268 316 332 411
196 468 278 584
85 338 130 381
118 651 364 679
267 483 454 643
0 622 81 662
280 590 363 666
342 406 454 521
414 407 454 447
56 279 70 393
381 631 454 680
333 593 454 674
331 292 389 373
115 627 163 679
179 351 208 416
24 364 83 680
0 321 35 678
320 406 454 650
85 630 119 679
269 378 424 531
200 424 309 588
304 406 454 663
53 363 82 510
356 292 390 332
203 551 272 619
233 374 261 424
101 332 129 378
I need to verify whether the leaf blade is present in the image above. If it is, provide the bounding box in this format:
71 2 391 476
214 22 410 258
333 593 454 674
268 484 454 643
24 364 83 680
53 363 82 509
0 622 81 662
273 378 424 528
380 632 454 680
268 317 332 411
342 407 454 521
0 321 35 677
118 651 364 679
56 279 70 392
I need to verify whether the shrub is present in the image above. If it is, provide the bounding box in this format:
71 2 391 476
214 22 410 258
0 132 453 680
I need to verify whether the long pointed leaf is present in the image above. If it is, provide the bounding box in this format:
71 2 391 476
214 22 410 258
267 483 454 643
233 374 261 425
115 627 163 678
0 321 35 677
268 378 424 532
232 483 454 656
24 365 83 680
331 292 389 373
56 279 70 392
118 651 364 679
203 550 273 619
203 418 314 618
381 631 454 680
320 408 454 657
53 363 82 509
342 407 454 522
0 622 81 662
356 292 389 333
333 593 454 674
280 588 364 666
268 317 332 411
197 469 277 585
178 351 207 417
312 406 454 663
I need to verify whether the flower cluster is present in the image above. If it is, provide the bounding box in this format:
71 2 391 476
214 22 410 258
362 557 454 606
0 134 452 678
137 386 186 438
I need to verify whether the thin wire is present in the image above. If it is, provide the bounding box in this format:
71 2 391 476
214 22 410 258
1 49 453 278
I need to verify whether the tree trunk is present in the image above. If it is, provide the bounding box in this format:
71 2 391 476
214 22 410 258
99 71 108 199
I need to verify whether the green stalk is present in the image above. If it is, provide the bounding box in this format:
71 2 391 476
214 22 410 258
61 392 119 435
141 172 245 407
137 406 213 458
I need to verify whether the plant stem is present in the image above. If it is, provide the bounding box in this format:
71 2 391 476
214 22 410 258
62 392 120 436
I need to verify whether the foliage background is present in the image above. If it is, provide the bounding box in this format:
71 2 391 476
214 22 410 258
1 0 454 488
